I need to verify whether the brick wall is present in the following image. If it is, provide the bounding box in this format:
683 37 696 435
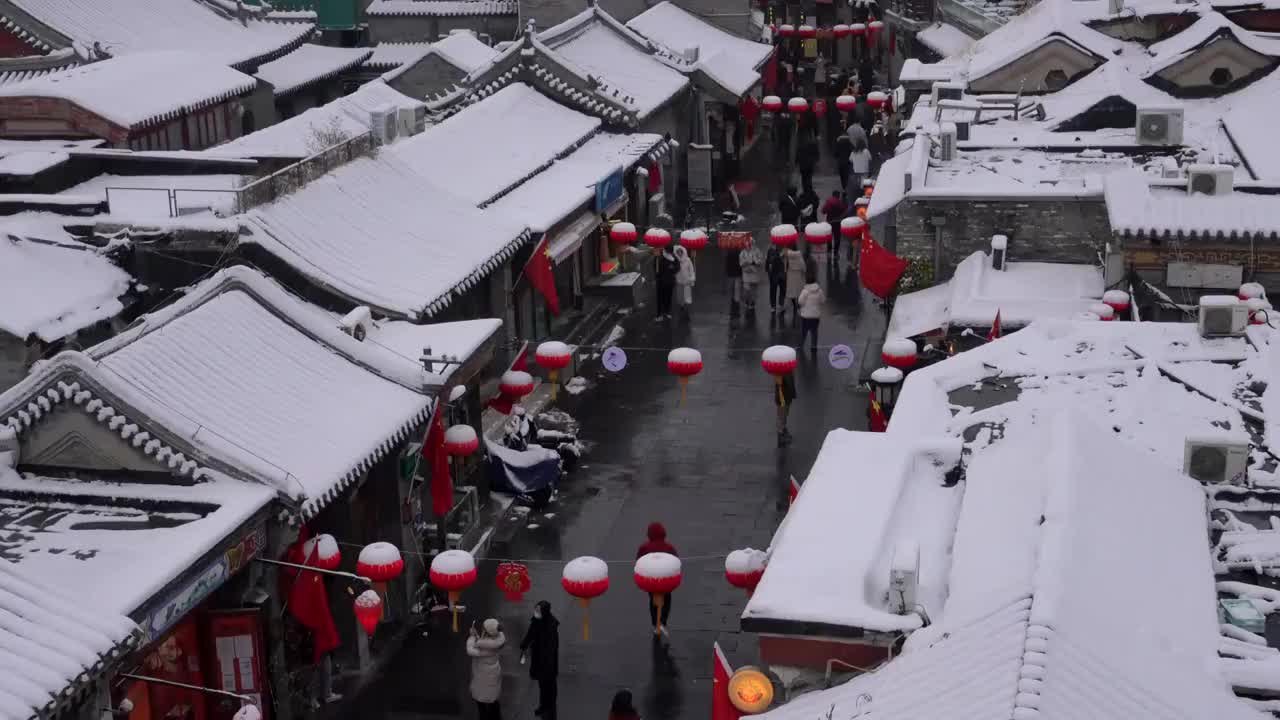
386 53 468 100
894 195 1109 280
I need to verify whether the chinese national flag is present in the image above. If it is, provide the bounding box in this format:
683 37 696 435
423 407 454 517
788 475 800 505
282 529 340 662
987 309 1002 341
869 398 888 432
713 642 744 720
859 235 908 299
522 237 560 315
762 50 778 94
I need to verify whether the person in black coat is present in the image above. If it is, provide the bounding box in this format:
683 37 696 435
520 600 560 719
654 248 678 319
795 131 820 195
778 186 801 227
765 245 786 312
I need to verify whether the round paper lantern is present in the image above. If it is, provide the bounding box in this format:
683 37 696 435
728 667 774 713
562 555 609 640
798 24 816 38
867 90 888 109
770 224 798 247
357 542 404 582
1089 302 1116 321
840 216 866 239
443 424 479 457
868 19 884 34
303 533 341 571
881 338 917 369
233 705 263 720
499 370 535 400
1247 297 1272 325
762 345 798 407
835 94 856 113
644 227 672 249
787 97 809 114
634 552 682 636
496 562 531 601
1239 282 1266 301
1102 290 1130 317
761 95 784 112
667 347 703 407
804 222 832 246
429 549 478 632
724 548 767 596
354 589 383 636
850 22 866 36
833 23 851 37
610 221 637 244
679 229 708 253
778 23 795 36
536 340 573 401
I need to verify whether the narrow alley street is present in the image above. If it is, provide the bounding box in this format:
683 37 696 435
340 139 886 720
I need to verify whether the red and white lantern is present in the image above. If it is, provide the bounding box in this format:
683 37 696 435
1102 290 1130 318
562 556 609 640
770 224 798 248
679 229 709 254
833 23 851 38
233 706 262 720
835 94 857 113
644 227 672 249
1239 282 1266 301
798 24 816 38
634 552 682 636
867 91 888 109
536 340 573 401
762 95 784 113
429 549 478 632
1089 302 1116 321
868 19 884 35
849 22 866 36
444 424 479 457
804 222 832 246
778 23 796 37
881 338 917 369
500 370 535 400
610 221 637 244
303 533 341 571
357 541 404 583
724 548 767 597
787 97 809 114
762 345 798 407
840 216 866 240
667 347 703 407
1248 297 1272 325
353 589 383 636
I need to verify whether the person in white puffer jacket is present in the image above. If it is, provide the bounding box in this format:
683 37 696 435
796 271 826 353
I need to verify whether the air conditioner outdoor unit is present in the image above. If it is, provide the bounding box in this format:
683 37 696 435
938 122 957 161
1136 106 1183 146
1183 435 1249 484
369 105 398 145
396 106 418 137
340 306 373 341
1197 295 1249 338
889 541 920 615
1186 164 1233 196
930 81 964 105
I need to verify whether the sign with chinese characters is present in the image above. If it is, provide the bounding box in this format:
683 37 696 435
595 168 625 212
1125 245 1280 274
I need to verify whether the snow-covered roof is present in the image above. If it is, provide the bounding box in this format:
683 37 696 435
212 79 424 159
0 51 257 131
0 220 132 342
625 1 772 97
888 251 1104 337
391 82 601 206
918 22 975 59
1105 171 1280 239
243 150 530 319
367 318 502 382
433 31 501 73
366 0 517 16
65 173 245 219
0 558 141 720
485 131 664 232
5 0 314 67
538 8 689 119
254 44 372 97
365 42 434 69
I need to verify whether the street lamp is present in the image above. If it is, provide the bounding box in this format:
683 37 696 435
869 366 904 410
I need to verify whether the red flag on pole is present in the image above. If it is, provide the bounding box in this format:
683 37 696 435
788 475 800 505
859 235 908 299
522 237 561 316
713 642 744 720
869 398 888 432
987 309 1002 341
423 406 454 517
762 50 778 93
282 529 341 662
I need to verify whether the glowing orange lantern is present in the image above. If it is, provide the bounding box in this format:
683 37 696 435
728 667 775 713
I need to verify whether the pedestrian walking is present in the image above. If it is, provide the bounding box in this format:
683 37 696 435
784 245 806 317
778 186 801 227
870 121 888 175
774 369 797 447
766 244 786 313
467 618 506 720
847 139 872 204
739 244 764 311
798 186 820 228
654 247 678 320
724 241 743 312
636 522 678 637
796 131 819 195
797 271 826 353
845 121 868 151
520 600 560 720
608 690 641 720
674 245 696 320
834 131 851 191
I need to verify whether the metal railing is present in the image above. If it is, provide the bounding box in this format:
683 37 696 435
233 132 376 213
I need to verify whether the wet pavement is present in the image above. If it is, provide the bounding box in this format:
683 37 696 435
339 139 885 720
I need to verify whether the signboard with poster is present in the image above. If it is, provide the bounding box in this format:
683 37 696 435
717 231 753 250
205 610 269 720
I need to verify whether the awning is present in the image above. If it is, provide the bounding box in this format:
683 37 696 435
548 191 627 264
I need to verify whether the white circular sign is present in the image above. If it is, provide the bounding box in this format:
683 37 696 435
828 343 855 370
602 346 628 372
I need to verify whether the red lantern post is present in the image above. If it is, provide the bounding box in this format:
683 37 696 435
429 549 478 632
634 552 682 637
562 556 610 640
761 345 798 406
666 347 703 407
724 548 768 597
536 341 572 401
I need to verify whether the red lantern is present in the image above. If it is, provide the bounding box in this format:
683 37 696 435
798 24 816 38
610 221 637 244
496 562 532 601
833 23 851 37
679 229 708 253
356 542 404 582
835 95 856 113
1247 298 1272 325
881 338 917 369
1103 290 1130 317
562 556 609 640
353 589 383 636
499 370 535 399
761 95 784 112
813 98 827 117
867 91 888 109
804 222 832 246
770 224 798 248
1089 302 1116 321
536 340 572 401
787 97 808 114
850 22 866 36
1239 282 1266 301
868 20 884 35
429 549 478 632
840 216 866 239
724 548 767 596
762 345 797 407
644 227 672 249
667 347 703 407
303 533 341 571
443 424 479 457
634 552 682 636
778 23 795 36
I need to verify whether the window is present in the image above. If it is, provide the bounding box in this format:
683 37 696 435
1210 67 1234 88
1044 68 1069 91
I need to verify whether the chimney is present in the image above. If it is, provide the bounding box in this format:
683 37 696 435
991 235 1008 270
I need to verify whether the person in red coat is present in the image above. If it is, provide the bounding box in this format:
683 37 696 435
636 523 678 635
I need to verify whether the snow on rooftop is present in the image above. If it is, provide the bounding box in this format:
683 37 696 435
365 42 434 69
255 44 372 97
0 556 140 719
1105 171 1280 239
65 173 245 219
433 31 501 73
921 146 1130 195
918 22 975 59
391 83 600 206
485 132 663 232
0 224 131 342
366 0 517 16
7 0 313 66
366 318 501 382
243 151 529 319
625 1 771 97
0 52 257 130
0 151 68 176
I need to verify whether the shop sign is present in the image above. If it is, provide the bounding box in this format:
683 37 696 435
139 521 267 642
595 168 625 212
1126 245 1280 273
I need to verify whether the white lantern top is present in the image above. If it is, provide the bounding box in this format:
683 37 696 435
1089 302 1115 318
771 224 798 238
354 589 382 609
680 229 708 242
304 534 339 561
762 345 797 365
563 555 609 583
358 541 402 566
431 548 476 575
635 552 682 578
882 338 916 357
841 216 866 230
1239 282 1265 299
502 369 533 387
537 340 571 358
668 347 702 365
444 424 477 445
725 548 768 575
870 366 905 384
805 222 832 237
1102 289 1130 305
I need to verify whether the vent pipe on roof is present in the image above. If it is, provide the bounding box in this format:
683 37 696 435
991 235 1008 271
